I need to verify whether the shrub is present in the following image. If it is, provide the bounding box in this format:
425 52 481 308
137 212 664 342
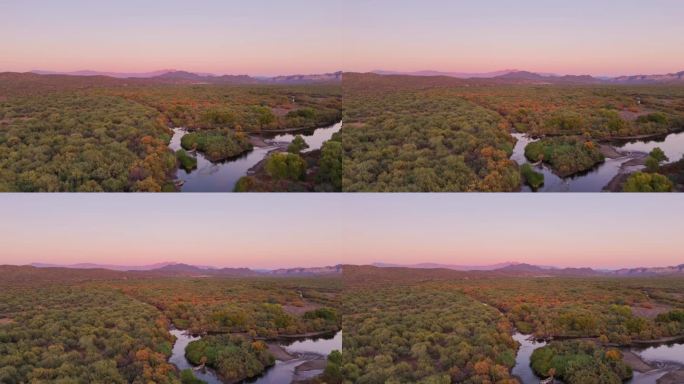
176 149 197 172
520 163 544 190
265 153 307 181
623 172 673 192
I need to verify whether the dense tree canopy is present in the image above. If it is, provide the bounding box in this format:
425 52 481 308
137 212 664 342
524 137 604 177
0 73 342 192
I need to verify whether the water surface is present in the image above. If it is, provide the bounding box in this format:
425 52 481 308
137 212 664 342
614 131 684 164
169 122 342 192
169 329 342 384
511 332 546 384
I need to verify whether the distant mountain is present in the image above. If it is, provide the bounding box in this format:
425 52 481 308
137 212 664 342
372 261 523 271
372 69 684 85
152 263 260 277
612 70 684 84
31 262 178 271
614 264 684 276
31 69 179 78
267 72 342 84
372 69 524 79
30 262 341 277
373 261 684 277
270 265 342 276
29 69 341 85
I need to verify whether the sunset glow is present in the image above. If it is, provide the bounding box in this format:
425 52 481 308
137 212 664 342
0 194 682 269
0 0 343 76
2 1 682 76
341 0 684 76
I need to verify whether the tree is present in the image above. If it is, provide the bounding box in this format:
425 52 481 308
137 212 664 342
650 147 669 163
264 153 307 181
623 172 673 192
316 141 342 191
287 135 309 154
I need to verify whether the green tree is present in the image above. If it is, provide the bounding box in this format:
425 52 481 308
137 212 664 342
520 163 544 190
317 141 342 191
265 153 307 181
650 147 669 163
623 172 673 192
287 135 310 154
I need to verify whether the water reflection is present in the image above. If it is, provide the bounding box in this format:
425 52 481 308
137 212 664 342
168 122 342 192
511 333 546 384
614 131 684 164
168 329 342 384
511 133 631 192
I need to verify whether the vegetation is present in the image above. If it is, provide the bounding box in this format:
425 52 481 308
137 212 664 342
185 335 274 382
180 130 253 162
234 137 343 192
0 281 179 383
340 73 684 191
0 266 341 383
0 73 341 191
341 74 520 191
520 163 544 190
524 137 604 177
264 152 307 181
530 341 632 384
342 266 684 383
176 149 197 172
343 266 519 383
623 172 674 192
288 135 310 154
0 93 176 192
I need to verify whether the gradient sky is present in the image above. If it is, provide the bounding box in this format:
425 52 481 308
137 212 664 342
0 194 682 269
342 0 684 76
2 1 682 76
0 0 343 76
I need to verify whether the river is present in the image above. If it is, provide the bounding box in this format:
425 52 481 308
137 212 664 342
168 121 343 192
168 329 342 384
511 332 684 384
510 131 684 192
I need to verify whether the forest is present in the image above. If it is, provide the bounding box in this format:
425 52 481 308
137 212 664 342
235 137 343 192
340 73 684 191
0 266 341 384
342 265 684 384
0 73 341 192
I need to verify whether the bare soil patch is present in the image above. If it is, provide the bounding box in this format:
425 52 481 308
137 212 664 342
659 369 684 384
267 343 296 361
632 303 672 319
282 301 322 316
622 350 654 373
619 109 651 121
0 318 14 325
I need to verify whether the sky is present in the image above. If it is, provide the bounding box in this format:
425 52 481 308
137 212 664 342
341 0 684 76
0 0 344 76
2 1 683 76
0 194 682 269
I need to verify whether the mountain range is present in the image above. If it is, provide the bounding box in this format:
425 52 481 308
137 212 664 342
29 69 342 85
371 69 684 84
373 262 684 277
29 262 341 277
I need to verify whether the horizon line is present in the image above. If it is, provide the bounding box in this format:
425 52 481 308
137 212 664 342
4 67 683 79
12 260 684 271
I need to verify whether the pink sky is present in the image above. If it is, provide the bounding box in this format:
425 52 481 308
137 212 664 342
0 195 682 270
2 1 683 76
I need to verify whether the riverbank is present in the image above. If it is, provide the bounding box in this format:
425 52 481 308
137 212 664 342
169 327 341 384
169 121 341 192
659 369 684 384
510 129 684 192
